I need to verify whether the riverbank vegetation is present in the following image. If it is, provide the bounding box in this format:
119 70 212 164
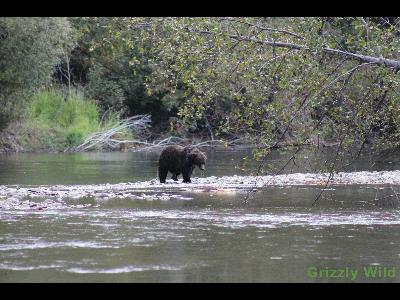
0 87 133 152
1 17 400 166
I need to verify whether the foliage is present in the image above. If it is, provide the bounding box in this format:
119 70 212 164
26 88 126 149
113 17 400 161
0 17 74 130
2 17 400 163
64 17 172 127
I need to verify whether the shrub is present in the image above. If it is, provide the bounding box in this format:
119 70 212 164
26 88 102 148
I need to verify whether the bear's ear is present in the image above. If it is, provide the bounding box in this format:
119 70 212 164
183 146 194 156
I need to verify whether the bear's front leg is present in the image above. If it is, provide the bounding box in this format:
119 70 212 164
182 163 195 183
182 177 191 183
182 167 191 183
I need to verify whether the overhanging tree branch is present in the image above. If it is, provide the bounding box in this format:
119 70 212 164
183 26 400 71
219 17 306 40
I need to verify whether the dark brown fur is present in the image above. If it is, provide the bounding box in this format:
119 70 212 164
158 145 206 183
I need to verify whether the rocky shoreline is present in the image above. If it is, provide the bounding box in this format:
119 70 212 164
1 170 400 210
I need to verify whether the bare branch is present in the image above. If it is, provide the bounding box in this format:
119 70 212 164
220 17 305 40
360 17 369 43
68 115 151 152
315 62 377 97
183 26 400 71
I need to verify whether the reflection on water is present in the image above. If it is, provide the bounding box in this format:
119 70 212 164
1 148 400 282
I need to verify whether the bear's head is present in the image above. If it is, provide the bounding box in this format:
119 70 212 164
188 147 207 171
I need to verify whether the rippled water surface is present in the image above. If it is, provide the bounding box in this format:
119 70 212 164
1 149 400 282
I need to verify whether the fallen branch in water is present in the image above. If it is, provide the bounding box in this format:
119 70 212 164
66 115 151 152
131 137 240 152
66 114 242 152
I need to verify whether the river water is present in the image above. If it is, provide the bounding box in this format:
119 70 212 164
1 148 400 282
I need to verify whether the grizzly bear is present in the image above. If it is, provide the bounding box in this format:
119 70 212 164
158 145 206 183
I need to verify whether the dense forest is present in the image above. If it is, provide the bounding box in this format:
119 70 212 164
1 17 400 164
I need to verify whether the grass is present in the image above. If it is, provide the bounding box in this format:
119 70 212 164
13 88 131 152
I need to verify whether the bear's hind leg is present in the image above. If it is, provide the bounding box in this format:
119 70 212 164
171 173 180 181
159 165 168 183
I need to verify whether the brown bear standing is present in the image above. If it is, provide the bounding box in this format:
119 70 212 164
158 145 206 183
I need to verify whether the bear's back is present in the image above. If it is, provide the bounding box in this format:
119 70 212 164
159 145 187 165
